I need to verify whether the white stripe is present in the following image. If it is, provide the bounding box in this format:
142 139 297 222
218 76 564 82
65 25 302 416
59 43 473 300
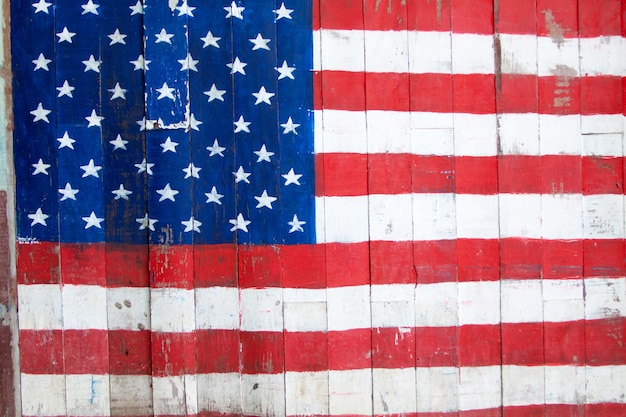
107 287 150 331
314 30 625 76
242 373 285 416
18 278 626 331
110 375 153 416
314 110 624 156
18 284 62 330
150 287 195 333
20 366 626 415
66 374 111 416
316 194 623 242
63 284 107 330
285 371 329 416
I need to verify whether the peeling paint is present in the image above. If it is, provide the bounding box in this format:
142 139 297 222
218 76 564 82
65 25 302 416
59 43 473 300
542 9 565 47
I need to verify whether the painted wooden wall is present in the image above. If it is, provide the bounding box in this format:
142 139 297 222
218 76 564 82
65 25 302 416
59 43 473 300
5 0 626 416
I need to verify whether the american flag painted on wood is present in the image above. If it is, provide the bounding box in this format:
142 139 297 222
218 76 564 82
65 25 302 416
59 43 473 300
10 0 626 415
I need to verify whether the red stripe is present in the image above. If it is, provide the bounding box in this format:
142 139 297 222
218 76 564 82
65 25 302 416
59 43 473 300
319 154 624 197
17 239 624 288
316 72 623 115
316 0 621 37
19 318 626 375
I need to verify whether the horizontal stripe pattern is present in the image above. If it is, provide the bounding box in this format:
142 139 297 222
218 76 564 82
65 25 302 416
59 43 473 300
17 278 626 331
19 366 626 416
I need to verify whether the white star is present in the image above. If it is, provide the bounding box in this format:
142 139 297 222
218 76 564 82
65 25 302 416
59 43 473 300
274 2 294 19
204 84 226 102
156 82 176 100
281 117 300 135
112 184 133 200
136 118 147 131
28 208 49 227
56 80 75 98
182 216 202 233
275 60 296 80
224 1 245 19
160 137 178 153
130 54 150 71
178 53 199 72
207 139 225 157
288 214 306 233
201 31 220 48
155 28 174 44
32 53 52 71
136 214 157 231
187 113 202 132
252 86 275 105
205 186 223 204
255 190 277 209
156 183 179 202
183 163 201 179
58 183 79 201
56 27 76 43
32 0 52 14
135 158 154 175
31 159 51 176
108 29 127 45
129 0 144 15
30 103 51 123
81 0 99 15
110 134 128 150
249 33 270 50
233 166 251 184
108 82 127 100
282 168 302 186
80 159 102 178
254 144 274 162
229 213 251 232
82 211 104 229
227 57 247 75
82 55 101 72
85 109 104 127
176 0 195 16
233 115 250 133
57 131 75 149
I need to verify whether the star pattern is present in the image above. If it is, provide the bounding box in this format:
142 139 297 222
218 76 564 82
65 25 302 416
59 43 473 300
15 0 314 245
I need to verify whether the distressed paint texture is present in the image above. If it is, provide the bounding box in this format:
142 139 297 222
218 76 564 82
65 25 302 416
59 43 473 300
1 0 18 414
7 0 626 416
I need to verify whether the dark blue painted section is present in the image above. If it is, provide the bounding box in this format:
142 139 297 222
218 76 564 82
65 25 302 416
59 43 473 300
11 0 59 242
144 0 189 126
12 0 315 245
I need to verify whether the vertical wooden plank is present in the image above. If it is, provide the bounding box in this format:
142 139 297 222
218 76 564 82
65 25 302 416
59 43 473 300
316 0 372 414
102 1 153 415
52 0 111 414
189 1 241 415
536 1 586 416
362 1 417 416
578 1 626 415
11 0 64 411
317 1 373 416
450 1 502 416
279 1 329 416
496 2 546 417
407 1 460 416
143 1 197 413
0 1 18 413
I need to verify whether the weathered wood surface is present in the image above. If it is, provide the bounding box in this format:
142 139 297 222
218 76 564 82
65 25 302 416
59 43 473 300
6 0 626 416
